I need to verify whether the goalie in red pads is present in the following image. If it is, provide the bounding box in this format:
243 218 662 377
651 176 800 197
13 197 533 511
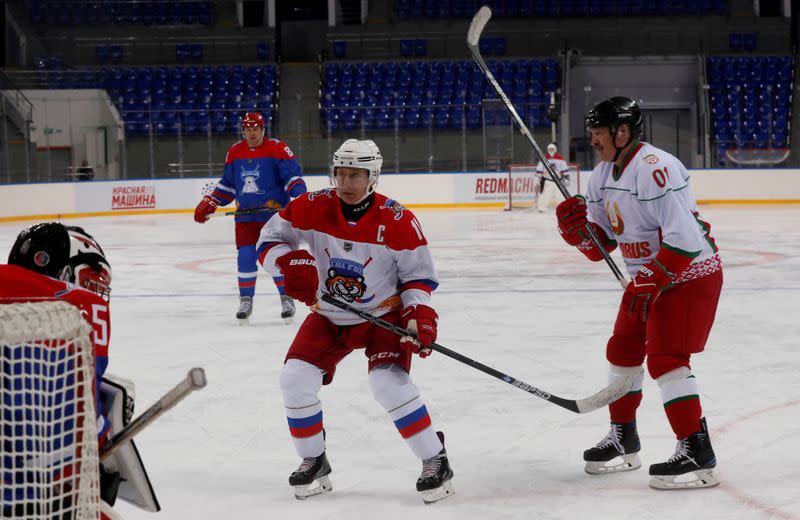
556 97 723 490
1 223 159 518
256 139 454 503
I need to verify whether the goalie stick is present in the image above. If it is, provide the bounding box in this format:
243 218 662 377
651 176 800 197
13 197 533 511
100 368 207 461
321 294 630 414
467 6 628 290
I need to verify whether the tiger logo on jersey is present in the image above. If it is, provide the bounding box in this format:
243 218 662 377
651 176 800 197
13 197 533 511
381 199 406 221
605 200 625 236
325 257 374 304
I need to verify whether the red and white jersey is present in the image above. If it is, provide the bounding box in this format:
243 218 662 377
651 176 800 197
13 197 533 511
536 153 569 180
256 189 438 326
585 141 719 278
0 264 112 443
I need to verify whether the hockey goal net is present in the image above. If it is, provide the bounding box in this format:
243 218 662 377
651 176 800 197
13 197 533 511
505 163 581 211
1 300 101 520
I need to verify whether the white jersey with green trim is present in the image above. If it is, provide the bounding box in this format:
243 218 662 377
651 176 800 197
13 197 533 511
585 141 719 278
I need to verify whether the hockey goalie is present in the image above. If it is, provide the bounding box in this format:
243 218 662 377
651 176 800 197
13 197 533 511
1 222 159 519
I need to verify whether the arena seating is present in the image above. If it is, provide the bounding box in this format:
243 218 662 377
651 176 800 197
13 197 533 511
32 64 278 136
394 0 727 19
25 1 214 26
321 59 559 131
707 56 793 164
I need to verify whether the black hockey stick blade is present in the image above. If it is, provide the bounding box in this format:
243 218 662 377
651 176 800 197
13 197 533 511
321 294 630 414
207 207 279 219
467 6 628 289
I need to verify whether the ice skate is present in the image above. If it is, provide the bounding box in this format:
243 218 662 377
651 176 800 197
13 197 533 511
280 295 295 324
649 417 718 490
289 452 332 500
583 420 642 475
417 431 454 504
236 296 253 324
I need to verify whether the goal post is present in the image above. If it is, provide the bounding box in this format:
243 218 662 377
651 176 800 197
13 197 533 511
1 300 102 520
505 163 581 211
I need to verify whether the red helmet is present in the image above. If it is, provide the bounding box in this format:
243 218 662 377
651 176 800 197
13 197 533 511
241 112 265 130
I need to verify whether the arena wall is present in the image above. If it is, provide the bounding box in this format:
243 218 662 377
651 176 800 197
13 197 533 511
1 169 799 222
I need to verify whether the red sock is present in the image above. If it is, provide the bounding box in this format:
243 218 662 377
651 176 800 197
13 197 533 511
609 390 642 423
664 397 702 439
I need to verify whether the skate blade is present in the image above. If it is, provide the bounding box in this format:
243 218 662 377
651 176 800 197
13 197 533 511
294 475 332 500
420 479 454 504
282 315 293 325
649 469 719 490
238 317 250 326
584 453 641 475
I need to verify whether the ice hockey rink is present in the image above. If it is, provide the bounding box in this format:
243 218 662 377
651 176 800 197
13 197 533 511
2 205 798 520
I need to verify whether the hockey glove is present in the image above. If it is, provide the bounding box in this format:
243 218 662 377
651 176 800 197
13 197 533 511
556 195 589 246
194 196 218 223
623 248 693 321
276 250 318 306
399 304 438 358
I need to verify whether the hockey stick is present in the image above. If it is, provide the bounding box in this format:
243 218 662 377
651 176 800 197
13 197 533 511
467 6 628 290
207 207 280 219
321 294 630 414
99 368 207 461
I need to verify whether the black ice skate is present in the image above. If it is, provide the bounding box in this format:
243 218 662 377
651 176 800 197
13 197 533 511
236 296 253 324
649 417 718 490
417 431 454 504
280 295 295 324
289 452 332 500
583 420 642 475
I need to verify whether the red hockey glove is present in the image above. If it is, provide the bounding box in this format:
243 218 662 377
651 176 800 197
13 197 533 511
623 248 693 321
556 195 588 246
194 196 218 223
399 305 438 358
276 250 318 306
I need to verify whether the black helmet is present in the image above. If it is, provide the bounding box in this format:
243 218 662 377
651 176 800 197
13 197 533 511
9 222 72 278
585 96 643 137
9 222 111 297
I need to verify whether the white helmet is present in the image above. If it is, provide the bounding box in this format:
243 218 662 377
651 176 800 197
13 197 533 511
330 139 383 199
547 143 557 156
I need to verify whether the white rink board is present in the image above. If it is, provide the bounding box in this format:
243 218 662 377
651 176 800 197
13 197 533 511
1 206 797 520
2 169 800 220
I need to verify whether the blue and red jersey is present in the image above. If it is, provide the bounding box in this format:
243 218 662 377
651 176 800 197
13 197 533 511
208 137 306 223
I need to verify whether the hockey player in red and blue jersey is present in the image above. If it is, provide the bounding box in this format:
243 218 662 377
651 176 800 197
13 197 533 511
194 112 306 323
2 223 116 515
256 139 454 504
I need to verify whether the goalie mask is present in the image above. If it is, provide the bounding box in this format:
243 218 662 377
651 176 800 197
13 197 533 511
330 139 383 202
547 143 557 156
9 222 112 300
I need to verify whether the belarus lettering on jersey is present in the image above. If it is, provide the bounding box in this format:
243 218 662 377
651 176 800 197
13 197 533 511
0 264 111 444
536 153 569 181
584 141 719 278
256 189 438 326
208 137 306 223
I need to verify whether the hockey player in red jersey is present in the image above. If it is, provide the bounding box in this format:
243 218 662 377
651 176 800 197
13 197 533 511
256 139 454 503
535 143 570 213
2 223 159 518
555 97 723 489
1 223 121 516
194 112 306 324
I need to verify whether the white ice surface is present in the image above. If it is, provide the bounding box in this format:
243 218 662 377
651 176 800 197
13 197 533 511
2 205 798 520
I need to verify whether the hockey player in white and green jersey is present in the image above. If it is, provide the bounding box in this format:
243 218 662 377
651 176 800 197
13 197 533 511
555 97 723 490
